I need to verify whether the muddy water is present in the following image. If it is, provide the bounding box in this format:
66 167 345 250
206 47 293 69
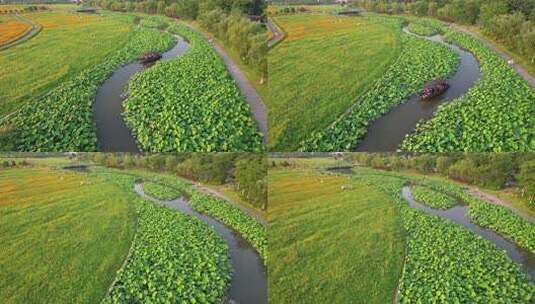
94 36 190 152
133 182 267 304
402 186 535 282
356 27 480 152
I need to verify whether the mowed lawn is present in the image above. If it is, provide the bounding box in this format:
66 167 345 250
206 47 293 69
0 167 136 303
0 10 133 116
268 168 405 303
268 14 401 150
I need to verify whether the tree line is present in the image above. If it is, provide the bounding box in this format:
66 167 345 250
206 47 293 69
90 0 267 81
354 0 535 64
345 153 535 206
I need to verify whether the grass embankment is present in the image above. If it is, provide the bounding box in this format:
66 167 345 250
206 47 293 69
0 14 31 45
0 11 133 117
0 167 135 303
268 168 405 303
268 13 401 150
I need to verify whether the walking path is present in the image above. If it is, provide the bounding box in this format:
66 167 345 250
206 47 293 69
0 14 42 51
451 24 535 88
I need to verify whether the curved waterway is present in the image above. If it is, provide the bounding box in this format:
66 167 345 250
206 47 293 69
133 181 267 304
93 35 190 152
356 26 480 151
402 186 535 283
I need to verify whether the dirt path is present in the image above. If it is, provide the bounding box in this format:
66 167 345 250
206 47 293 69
466 186 534 223
267 18 284 48
187 24 268 143
0 14 42 51
451 24 535 88
190 182 267 226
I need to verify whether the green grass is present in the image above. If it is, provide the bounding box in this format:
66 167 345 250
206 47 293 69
268 169 405 303
0 11 133 117
268 13 401 150
0 167 135 303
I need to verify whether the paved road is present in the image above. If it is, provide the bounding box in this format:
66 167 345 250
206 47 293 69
0 14 41 51
451 24 535 88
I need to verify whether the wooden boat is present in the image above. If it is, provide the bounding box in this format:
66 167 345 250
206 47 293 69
419 79 449 100
139 51 162 64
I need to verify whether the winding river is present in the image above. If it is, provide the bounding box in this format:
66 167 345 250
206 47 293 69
356 26 480 152
133 181 267 304
402 185 535 283
93 35 190 152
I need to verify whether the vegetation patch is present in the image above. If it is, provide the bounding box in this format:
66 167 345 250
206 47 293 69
412 185 457 209
189 191 267 261
104 197 231 303
123 23 263 152
143 182 182 200
407 22 437 36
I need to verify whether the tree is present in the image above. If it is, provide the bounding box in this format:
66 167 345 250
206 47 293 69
428 2 439 17
480 0 509 32
522 26 535 62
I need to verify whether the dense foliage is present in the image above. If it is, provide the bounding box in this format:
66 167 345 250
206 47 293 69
412 185 457 209
123 24 263 152
300 16 459 151
234 154 267 210
402 26 535 151
356 173 534 303
104 197 231 303
0 26 174 151
143 182 182 200
407 22 437 36
189 191 267 261
469 199 535 252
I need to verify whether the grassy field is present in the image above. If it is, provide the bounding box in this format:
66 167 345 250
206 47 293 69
0 10 133 117
268 13 401 150
269 158 534 302
0 167 135 303
268 168 405 303
0 15 31 45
